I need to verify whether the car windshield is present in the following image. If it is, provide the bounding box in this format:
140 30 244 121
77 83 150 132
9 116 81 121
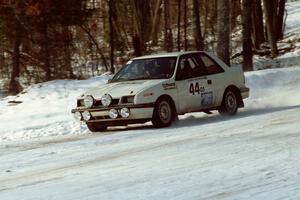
111 57 177 82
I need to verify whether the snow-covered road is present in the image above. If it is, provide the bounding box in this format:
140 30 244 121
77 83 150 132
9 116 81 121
1 67 300 200
1 106 300 200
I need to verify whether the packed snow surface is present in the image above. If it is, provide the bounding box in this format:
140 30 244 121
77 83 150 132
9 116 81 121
0 66 300 200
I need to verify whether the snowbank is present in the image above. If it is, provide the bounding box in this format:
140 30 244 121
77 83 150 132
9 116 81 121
0 74 111 141
245 67 300 109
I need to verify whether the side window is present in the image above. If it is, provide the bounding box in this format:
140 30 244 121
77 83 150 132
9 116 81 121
176 55 207 80
200 54 225 75
176 57 192 80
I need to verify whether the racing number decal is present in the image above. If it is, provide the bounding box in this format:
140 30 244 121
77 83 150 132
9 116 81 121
189 82 205 95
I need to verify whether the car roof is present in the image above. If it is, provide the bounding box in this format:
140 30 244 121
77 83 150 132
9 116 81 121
132 51 207 60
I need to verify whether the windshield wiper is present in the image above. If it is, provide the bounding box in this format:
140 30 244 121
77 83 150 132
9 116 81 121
112 76 163 82
127 76 154 81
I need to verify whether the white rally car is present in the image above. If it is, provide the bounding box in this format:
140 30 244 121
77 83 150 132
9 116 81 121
72 51 249 132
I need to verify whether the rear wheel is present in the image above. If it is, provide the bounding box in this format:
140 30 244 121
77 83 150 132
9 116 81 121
152 98 174 128
86 123 107 132
218 90 238 116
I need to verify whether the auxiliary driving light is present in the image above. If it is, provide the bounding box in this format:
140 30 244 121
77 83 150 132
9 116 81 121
109 109 118 119
82 110 91 121
84 95 94 108
101 94 112 107
74 111 82 121
120 107 130 118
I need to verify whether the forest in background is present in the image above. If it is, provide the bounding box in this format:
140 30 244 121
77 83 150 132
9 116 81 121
0 0 287 94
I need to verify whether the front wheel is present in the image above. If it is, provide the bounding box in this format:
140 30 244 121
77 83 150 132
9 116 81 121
218 90 238 116
86 123 107 132
152 98 174 128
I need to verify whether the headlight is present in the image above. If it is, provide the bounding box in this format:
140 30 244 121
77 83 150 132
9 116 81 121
82 110 91 121
120 108 130 118
108 109 118 119
74 111 82 121
84 95 94 108
101 94 112 107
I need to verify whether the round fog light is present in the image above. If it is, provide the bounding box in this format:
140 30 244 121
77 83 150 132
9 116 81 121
82 111 91 121
120 108 130 118
84 95 94 108
101 94 112 107
109 109 118 119
74 111 82 121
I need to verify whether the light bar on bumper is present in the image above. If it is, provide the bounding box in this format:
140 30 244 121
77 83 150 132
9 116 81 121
71 103 154 113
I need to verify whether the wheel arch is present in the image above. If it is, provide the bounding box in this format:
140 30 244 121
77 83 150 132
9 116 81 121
154 94 178 116
223 85 244 107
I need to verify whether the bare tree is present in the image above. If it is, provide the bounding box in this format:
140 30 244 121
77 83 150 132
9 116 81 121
242 0 253 71
164 0 173 52
42 16 51 80
184 0 188 50
252 0 265 49
109 0 115 73
192 0 204 50
9 17 22 94
131 0 152 55
177 0 182 51
151 0 163 46
263 0 278 57
276 0 286 40
216 0 230 65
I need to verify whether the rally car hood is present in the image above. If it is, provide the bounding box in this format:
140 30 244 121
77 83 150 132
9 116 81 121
81 79 167 99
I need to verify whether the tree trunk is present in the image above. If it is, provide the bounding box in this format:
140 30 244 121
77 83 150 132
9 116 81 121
203 0 209 40
192 0 204 50
263 0 278 57
177 0 182 51
0 42 4 74
131 0 152 55
151 0 163 46
9 19 22 94
184 0 188 51
164 0 173 52
62 26 73 78
216 0 230 65
42 16 51 80
242 0 253 71
272 0 279 36
109 0 114 73
230 0 241 31
276 0 286 40
252 0 265 49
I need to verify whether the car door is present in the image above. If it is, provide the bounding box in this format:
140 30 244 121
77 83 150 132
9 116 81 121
175 54 214 113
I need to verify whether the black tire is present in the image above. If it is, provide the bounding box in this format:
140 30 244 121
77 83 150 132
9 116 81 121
218 90 238 116
152 98 174 128
86 123 107 132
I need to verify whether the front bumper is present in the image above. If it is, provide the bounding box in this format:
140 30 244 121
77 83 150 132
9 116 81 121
71 103 154 125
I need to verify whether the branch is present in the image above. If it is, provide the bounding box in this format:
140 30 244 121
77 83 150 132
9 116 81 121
78 24 109 71
231 45 295 60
